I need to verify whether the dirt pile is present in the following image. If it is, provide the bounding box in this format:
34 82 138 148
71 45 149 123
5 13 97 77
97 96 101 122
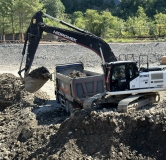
29 107 166 160
0 73 28 109
29 66 50 79
1 73 166 160
68 70 87 78
0 73 49 109
0 73 59 160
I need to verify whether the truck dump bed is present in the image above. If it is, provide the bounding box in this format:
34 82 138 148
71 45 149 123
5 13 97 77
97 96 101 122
55 62 105 104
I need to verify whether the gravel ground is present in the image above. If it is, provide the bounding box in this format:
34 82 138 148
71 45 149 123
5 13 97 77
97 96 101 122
0 42 165 70
1 42 166 160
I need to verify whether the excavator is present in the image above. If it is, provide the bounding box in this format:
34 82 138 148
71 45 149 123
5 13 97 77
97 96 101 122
18 11 166 113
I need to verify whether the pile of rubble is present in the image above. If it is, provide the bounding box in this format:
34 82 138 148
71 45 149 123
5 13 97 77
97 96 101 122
1 73 166 160
0 73 49 109
68 70 87 78
29 66 50 79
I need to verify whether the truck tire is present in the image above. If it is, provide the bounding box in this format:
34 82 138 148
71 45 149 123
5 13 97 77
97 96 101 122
65 100 69 113
69 102 74 115
56 94 61 105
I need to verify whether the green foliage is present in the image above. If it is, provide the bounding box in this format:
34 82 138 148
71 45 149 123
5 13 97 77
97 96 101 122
1 0 166 42
72 11 85 29
0 0 43 40
154 13 166 36
40 0 65 18
83 10 102 36
154 13 166 25
72 9 125 39
61 0 117 14
117 0 166 20
124 7 151 37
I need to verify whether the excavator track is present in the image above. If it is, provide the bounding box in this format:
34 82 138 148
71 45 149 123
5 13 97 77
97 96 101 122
83 92 160 113
117 92 160 113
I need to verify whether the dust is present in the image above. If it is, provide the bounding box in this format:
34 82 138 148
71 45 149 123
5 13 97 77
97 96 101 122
1 73 166 160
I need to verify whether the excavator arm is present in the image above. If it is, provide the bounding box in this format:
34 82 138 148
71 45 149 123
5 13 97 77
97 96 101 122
18 11 43 78
40 23 117 62
18 11 117 79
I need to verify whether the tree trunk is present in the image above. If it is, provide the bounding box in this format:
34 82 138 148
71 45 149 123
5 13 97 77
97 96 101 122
2 16 5 42
11 12 15 41
2 35 5 42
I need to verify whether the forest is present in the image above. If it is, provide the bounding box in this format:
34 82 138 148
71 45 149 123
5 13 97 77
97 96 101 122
0 0 166 42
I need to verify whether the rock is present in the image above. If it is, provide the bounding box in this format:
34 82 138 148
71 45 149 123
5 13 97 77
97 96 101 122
17 128 33 142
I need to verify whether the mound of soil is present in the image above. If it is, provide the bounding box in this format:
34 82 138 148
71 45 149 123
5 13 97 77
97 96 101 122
0 73 49 109
29 66 50 79
0 73 56 160
0 73 26 108
1 73 166 160
68 70 87 78
27 107 166 160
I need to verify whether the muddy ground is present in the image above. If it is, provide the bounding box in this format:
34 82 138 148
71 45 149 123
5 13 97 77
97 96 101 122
1 71 166 160
1 42 166 160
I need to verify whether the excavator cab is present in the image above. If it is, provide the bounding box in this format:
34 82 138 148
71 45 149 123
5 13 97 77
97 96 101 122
106 61 139 91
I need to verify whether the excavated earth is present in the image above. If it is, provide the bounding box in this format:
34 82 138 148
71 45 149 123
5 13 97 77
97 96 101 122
1 42 166 160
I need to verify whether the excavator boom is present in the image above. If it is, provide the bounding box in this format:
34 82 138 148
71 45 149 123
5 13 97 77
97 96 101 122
39 22 117 63
18 11 116 78
18 11 117 93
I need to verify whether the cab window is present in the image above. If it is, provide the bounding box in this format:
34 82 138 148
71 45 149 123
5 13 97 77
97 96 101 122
112 65 125 80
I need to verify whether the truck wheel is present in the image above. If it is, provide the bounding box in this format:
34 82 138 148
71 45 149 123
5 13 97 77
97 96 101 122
56 94 61 105
69 102 74 115
65 100 69 113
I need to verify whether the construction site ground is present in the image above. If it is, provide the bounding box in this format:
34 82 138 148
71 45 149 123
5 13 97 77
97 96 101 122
1 42 166 160
1 67 166 160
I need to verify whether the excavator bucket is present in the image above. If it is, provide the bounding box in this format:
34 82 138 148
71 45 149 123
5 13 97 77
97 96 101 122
24 76 49 93
23 66 50 93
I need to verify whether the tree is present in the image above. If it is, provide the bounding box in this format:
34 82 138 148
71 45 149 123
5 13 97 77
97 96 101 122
0 0 20 40
84 9 102 36
61 0 117 15
125 6 152 37
117 0 156 19
40 0 65 18
72 11 85 29
13 0 43 41
100 11 124 38
72 9 125 39
0 0 11 41
0 0 44 41
154 13 166 25
59 0 78 14
154 13 166 36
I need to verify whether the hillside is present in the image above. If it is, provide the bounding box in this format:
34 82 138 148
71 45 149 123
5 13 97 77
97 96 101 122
61 0 120 14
